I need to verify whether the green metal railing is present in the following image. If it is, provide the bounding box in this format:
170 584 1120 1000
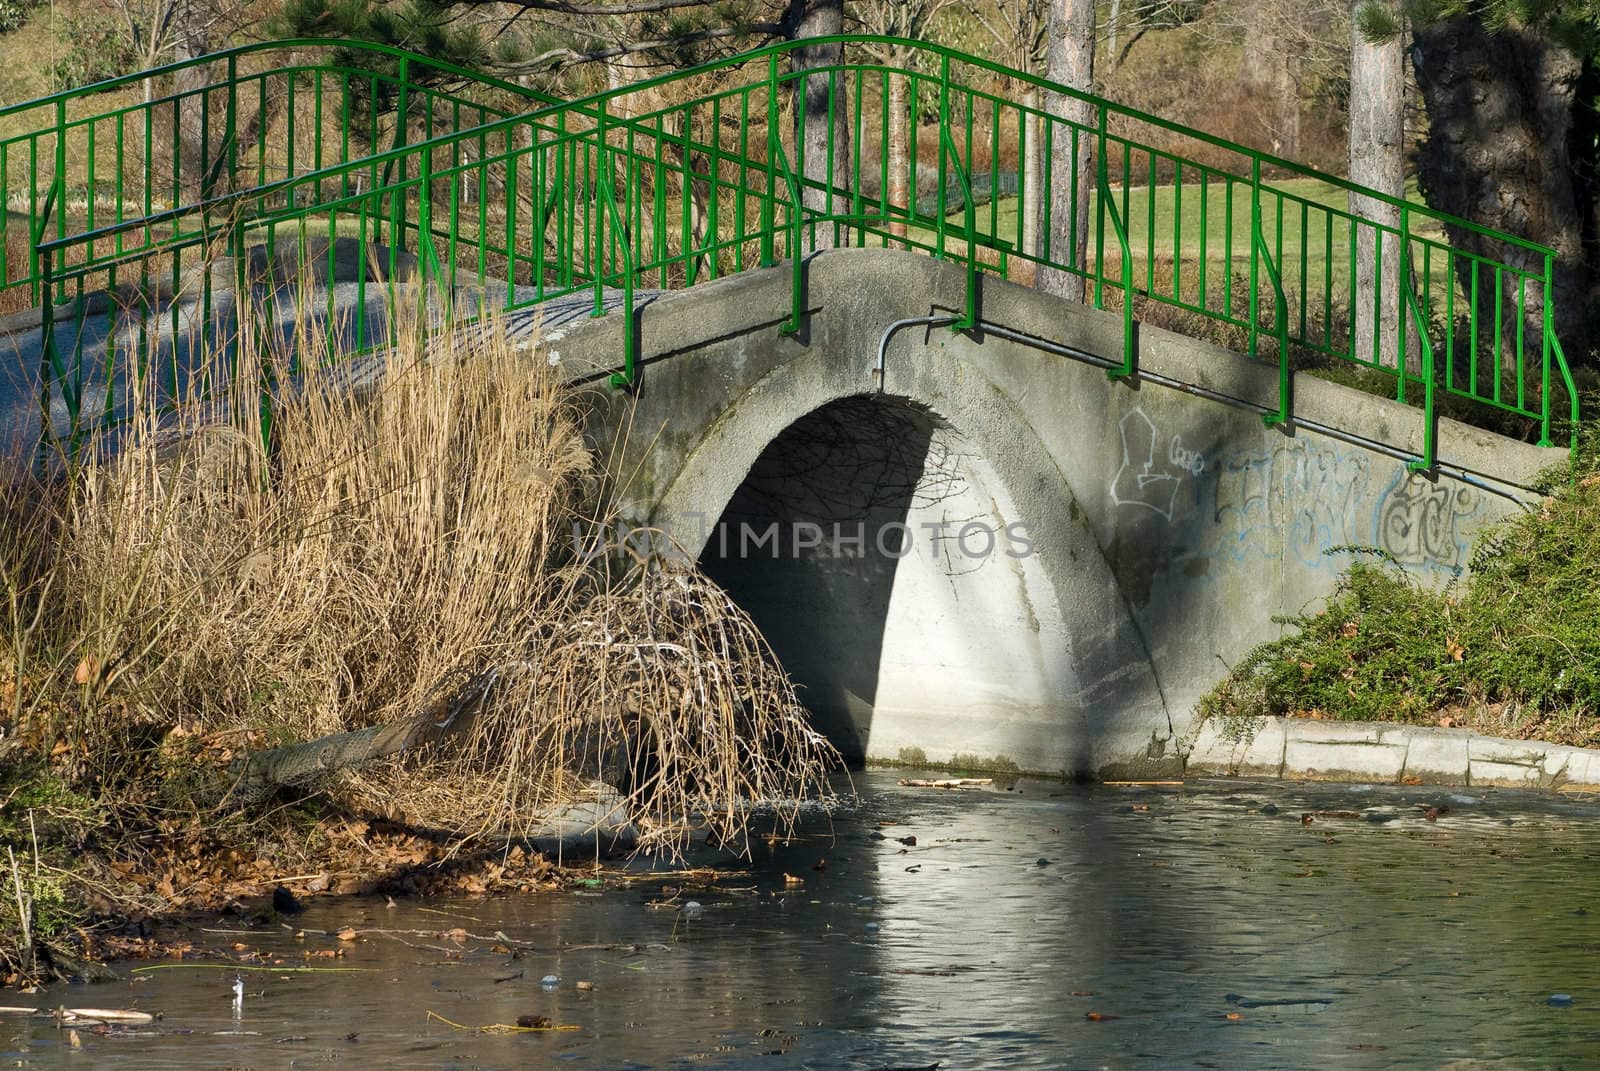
8 35 1580 470
0 38 558 304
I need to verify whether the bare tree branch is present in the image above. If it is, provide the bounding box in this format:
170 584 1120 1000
438 0 742 16
498 22 784 73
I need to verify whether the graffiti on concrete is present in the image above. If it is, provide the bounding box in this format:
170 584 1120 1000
1110 408 1205 521
1376 471 1480 571
1195 438 1372 568
1110 408 1489 576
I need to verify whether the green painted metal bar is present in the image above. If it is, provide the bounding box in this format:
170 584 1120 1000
11 34 1579 465
1257 229 1291 427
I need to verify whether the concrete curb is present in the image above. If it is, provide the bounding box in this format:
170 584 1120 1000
1184 715 1600 792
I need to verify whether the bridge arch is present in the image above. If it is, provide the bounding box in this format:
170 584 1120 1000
593 259 1169 775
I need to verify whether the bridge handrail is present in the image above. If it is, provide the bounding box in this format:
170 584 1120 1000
18 34 1579 468
0 37 555 122
0 39 561 303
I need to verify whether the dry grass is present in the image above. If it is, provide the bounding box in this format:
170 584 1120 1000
0 271 841 965
0 230 31 316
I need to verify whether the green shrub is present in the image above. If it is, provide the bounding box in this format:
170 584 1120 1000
0 0 39 35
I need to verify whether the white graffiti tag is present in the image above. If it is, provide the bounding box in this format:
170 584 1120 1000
1110 409 1196 521
1169 437 1206 476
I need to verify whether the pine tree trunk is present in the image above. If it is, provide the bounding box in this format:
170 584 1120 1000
1241 1 1299 156
888 68 909 241
1038 0 1095 302
788 0 850 250
1022 87 1042 258
1348 0 1404 369
1410 14 1594 369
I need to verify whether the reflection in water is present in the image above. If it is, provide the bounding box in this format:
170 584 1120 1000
6 772 1600 1068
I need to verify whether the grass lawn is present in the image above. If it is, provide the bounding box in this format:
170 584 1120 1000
909 176 1445 285
888 174 1477 365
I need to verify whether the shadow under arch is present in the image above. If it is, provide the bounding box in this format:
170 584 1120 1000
697 394 945 762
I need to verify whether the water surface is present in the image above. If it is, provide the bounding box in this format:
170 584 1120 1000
7 771 1600 1068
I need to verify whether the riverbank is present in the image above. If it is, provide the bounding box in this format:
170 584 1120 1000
0 306 839 988
1183 715 1600 791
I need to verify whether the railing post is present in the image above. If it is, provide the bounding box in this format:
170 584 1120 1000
1401 205 1435 472
1093 106 1107 310
1248 156 1261 362
53 98 66 306
417 143 435 325
1259 231 1289 427
226 53 239 193
36 243 56 462
936 56 949 261
592 97 609 319
1097 154 1134 380
391 54 411 269
761 52 778 268
1540 257 1555 449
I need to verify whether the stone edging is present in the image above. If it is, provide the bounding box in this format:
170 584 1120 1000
1183 716 1600 792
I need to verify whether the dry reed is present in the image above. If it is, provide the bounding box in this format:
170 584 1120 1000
3 270 841 862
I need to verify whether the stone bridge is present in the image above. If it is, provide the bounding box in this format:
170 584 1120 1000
548 248 1559 778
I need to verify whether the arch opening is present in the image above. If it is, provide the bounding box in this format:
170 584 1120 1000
697 394 1072 768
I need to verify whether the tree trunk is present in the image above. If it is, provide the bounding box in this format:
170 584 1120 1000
1038 0 1095 302
788 0 850 250
171 11 213 201
229 671 494 798
1348 0 1405 369
888 66 909 240
1410 14 1594 368
1022 86 1042 258
1240 0 1298 156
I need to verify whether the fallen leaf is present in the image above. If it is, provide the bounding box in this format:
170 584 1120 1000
1085 1011 1119 1022
336 927 358 942
782 873 804 887
1224 1012 1244 1021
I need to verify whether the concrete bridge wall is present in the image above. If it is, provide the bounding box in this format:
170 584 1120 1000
551 249 1560 778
